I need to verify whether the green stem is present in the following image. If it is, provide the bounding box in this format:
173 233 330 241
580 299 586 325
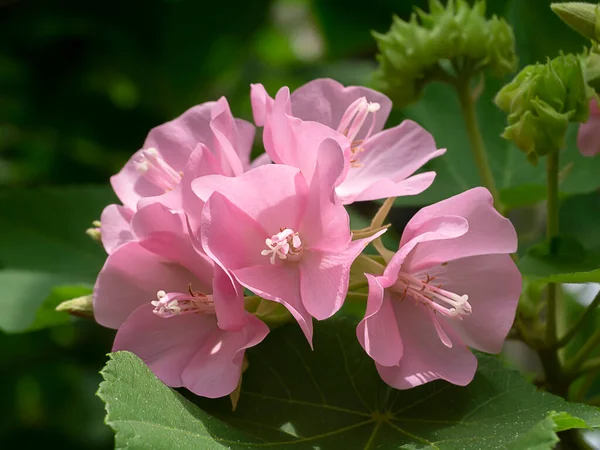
539 151 564 394
556 291 600 349
455 76 500 205
564 329 600 379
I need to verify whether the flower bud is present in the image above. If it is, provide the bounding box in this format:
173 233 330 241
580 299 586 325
494 53 593 164
551 2 600 42
373 0 517 108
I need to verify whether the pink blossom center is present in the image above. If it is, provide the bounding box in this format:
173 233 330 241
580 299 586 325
336 97 380 168
151 287 215 318
134 148 183 192
392 272 472 348
261 228 303 264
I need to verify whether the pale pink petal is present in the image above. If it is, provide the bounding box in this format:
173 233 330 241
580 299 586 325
192 164 308 232
425 254 521 354
262 87 349 183
290 78 392 138
376 300 477 389
182 313 269 398
401 187 517 273
250 83 276 126
200 192 268 271
210 98 246 176
235 118 257 167
131 203 214 291
299 139 350 251
94 242 199 329
356 274 403 367
137 144 216 230
209 97 256 167
100 204 135 254
249 152 272 169
335 121 446 203
112 304 216 387
110 154 166 210
577 101 600 157
299 233 385 320
144 102 215 170
212 264 246 332
383 215 469 287
233 264 313 344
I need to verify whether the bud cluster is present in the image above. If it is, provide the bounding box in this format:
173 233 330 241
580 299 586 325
373 0 517 107
495 53 593 164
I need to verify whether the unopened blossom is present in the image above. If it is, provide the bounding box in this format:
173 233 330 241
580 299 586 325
252 78 446 204
357 187 521 388
192 147 384 343
577 99 600 157
94 203 268 398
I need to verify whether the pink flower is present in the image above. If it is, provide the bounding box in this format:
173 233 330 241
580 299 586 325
577 99 600 157
192 144 384 343
94 202 268 398
110 97 262 212
357 187 521 389
252 79 446 204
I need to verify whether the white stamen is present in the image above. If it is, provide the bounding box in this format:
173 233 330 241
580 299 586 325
133 147 182 192
337 97 380 167
151 288 215 318
261 228 303 264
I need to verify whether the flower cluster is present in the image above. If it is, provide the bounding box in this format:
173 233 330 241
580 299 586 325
93 78 521 398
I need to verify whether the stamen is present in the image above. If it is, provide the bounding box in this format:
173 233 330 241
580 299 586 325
261 228 303 264
151 288 215 318
133 147 182 192
336 97 380 167
393 272 472 322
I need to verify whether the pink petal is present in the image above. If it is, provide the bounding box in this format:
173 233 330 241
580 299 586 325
210 98 246 176
376 300 477 389
210 97 256 167
263 87 349 183
212 264 246 332
299 233 385 320
112 304 216 387
100 204 135 254
200 191 273 271
577 103 600 157
144 102 215 170
383 215 469 287
250 152 272 169
192 164 308 232
335 121 446 203
290 78 392 138
250 83 276 126
401 187 517 273
357 274 403 367
182 313 269 398
94 242 200 329
299 139 350 252
426 254 521 354
233 264 313 344
110 154 166 210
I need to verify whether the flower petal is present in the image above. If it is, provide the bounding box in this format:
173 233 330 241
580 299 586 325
250 83 277 126
577 102 600 157
181 313 269 398
356 274 403 367
112 304 216 387
427 254 521 354
290 78 392 137
336 121 446 203
376 300 477 389
100 204 135 254
401 187 517 273
94 242 200 329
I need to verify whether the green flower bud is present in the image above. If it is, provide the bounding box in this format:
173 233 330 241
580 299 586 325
551 2 600 42
495 53 593 164
373 0 517 108
584 44 600 92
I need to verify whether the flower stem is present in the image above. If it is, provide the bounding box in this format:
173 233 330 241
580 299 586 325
539 151 564 394
455 76 500 206
564 329 600 379
556 291 600 349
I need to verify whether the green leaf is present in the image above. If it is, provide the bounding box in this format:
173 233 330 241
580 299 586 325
100 319 600 449
0 186 114 332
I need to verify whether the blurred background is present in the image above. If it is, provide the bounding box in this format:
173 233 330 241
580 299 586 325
0 0 592 448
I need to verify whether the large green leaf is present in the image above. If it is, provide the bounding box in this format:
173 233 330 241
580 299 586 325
99 319 600 449
0 186 114 332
